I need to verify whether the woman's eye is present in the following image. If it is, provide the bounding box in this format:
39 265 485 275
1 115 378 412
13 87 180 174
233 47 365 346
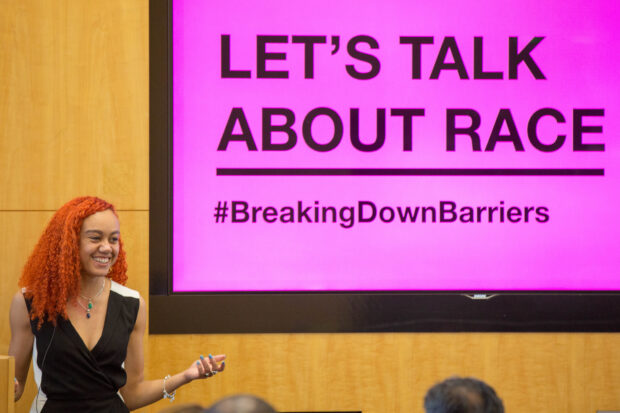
110 237 119 243
90 237 101 242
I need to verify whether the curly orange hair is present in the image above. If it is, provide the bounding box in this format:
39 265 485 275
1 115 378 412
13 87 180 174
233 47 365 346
19 196 128 327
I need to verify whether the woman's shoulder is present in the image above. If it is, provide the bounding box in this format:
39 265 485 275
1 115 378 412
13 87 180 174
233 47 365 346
12 289 28 307
109 280 142 326
13 289 31 309
10 290 33 329
109 280 141 299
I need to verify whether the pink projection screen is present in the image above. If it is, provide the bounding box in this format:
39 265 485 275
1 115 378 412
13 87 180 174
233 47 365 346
169 0 619 294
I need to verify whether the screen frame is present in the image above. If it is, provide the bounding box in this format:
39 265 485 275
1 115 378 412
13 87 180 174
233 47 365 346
149 0 620 334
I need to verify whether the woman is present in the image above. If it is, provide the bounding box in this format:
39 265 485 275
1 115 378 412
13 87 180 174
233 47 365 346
8 196 225 412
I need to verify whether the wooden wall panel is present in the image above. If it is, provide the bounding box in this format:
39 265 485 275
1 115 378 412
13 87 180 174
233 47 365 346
0 355 15 413
147 333 620 413
0 0 148 211
1 2 620 413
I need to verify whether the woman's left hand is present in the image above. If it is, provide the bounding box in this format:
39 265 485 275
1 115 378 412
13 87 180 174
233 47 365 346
184 354 226 382
14 378 21 402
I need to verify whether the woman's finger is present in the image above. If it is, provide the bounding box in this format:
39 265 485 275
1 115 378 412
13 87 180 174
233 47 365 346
200 355 214 374
195 360 206 376
210 354 226 371
207 354 219 371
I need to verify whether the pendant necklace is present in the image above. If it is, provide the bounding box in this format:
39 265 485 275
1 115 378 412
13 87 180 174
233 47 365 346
77 278 106 319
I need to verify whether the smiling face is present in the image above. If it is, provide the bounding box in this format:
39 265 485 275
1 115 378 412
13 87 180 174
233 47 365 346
79 209 121 278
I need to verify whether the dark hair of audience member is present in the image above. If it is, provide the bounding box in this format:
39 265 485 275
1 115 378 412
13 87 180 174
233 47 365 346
424 376 504 413
158 403 204 413
204 394 277 413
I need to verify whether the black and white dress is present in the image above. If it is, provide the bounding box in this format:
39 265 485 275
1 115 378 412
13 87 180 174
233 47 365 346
26 281 140 413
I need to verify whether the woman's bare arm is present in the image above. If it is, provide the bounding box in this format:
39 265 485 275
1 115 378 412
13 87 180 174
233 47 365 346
8 290 34 402
119 297 225 410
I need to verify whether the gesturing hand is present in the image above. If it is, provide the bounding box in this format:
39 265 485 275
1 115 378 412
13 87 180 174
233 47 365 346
184 354 226 381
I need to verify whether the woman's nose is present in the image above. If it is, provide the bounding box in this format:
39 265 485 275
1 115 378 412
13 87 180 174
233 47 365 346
99 240 112 252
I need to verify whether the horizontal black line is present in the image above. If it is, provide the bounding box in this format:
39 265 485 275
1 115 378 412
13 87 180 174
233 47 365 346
217 168 604 176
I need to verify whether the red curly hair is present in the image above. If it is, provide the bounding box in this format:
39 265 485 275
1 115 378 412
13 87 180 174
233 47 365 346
19 196 128 327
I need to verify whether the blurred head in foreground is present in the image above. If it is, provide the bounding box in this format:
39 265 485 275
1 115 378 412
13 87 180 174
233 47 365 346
204 394 277 413
424 376 504 413
158 404 204 413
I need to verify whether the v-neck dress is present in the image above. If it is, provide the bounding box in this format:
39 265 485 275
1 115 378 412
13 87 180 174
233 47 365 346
25 281 140 413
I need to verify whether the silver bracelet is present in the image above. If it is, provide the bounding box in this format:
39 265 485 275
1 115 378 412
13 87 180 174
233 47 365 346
163 375 176 402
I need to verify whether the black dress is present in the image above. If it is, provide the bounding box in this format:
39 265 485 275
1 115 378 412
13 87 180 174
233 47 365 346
26 281 140 413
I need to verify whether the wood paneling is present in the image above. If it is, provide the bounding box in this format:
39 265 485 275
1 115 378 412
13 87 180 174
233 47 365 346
147 333 620 413
1 2 620 413
0 355 15 413
0 0 148 211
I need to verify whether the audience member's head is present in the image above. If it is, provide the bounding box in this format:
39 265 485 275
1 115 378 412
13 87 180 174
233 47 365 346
424 376 504 413
204 394 277 413
158 403 204 413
